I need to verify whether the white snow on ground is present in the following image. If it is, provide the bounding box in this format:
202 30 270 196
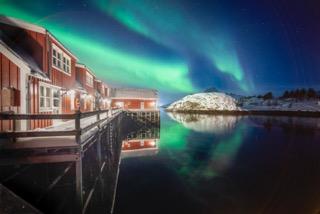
16 111 121 144
167 92 239 112
167 113 240 134
166 92 320 112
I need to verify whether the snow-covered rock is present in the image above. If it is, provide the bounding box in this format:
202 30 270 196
166 92 239 112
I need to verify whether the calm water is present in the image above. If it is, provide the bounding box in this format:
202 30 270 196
115 112 320 214
1 112 320 213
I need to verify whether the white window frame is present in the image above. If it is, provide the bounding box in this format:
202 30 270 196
39 83 61 112
52 44 71 76
86 72 94 87
52 88 60 109
39 84 53 112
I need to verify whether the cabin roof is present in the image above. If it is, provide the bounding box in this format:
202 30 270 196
75 63 96 77
0 15 78 60
0 33 50 81
109 88 158 99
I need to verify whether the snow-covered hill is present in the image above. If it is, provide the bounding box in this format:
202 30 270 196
166 92 239 112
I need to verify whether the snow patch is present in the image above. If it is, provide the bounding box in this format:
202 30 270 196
167 92 239 112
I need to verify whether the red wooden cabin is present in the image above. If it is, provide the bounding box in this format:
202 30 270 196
109 88 158 111
0 16 78 130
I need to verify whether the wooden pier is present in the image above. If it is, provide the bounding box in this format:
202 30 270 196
0 109 131 213
125 110 160 125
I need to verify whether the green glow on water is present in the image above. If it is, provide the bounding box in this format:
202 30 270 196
159 115 246 185
159 119 190 151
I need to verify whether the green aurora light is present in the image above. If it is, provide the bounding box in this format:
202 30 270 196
95 0 252 92
0 3 196 93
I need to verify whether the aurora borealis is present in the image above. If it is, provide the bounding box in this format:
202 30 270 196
1 0 319 102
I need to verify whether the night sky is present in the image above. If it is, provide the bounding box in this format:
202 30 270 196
1 0 319 104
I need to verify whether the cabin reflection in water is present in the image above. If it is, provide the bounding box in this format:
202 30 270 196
121 127 160 159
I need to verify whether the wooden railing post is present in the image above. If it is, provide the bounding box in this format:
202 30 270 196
75 110 81 144
75 154 83 213
97 108 101 121
12 111 16 142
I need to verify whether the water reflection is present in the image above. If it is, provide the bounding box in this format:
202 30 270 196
121 127 160 159
167 112 241 134
116 113 320 214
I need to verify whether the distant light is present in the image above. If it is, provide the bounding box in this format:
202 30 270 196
148 140 156 147
67 89 75 96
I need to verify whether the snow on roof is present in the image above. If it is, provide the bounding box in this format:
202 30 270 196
0 15 78 60
75 63 96 77
109 88 158 99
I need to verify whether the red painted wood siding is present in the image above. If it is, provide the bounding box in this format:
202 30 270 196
50 39 76 88
111 99 157 110
75 66 95 95
0 53 20 131
49 39 77 114
28 76 53 130
144 100 157 109
111 99 140 109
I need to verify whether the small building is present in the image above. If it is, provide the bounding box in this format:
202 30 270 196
109 88 158 111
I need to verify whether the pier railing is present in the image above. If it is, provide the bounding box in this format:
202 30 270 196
0 108 122 143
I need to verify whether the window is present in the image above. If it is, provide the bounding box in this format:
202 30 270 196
52 44 71 75
86 72 94 87
40 85 52 111
53 89 60 108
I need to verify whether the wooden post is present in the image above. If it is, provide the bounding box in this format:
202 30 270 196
75 152 83 213
75 110 81 144
97 108 100 121
97 130 102 169
12 111 16 142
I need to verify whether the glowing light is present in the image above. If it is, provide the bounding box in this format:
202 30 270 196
115 101 124 108
66 89 75 96
0 4 196 94
94 0 253 92
148 140 156 147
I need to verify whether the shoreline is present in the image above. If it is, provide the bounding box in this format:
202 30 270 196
165 109 320 117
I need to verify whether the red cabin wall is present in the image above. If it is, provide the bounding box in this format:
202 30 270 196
111 99 141 109
0 53 20 131
49 39 77 114
144 100 156 109
50 39 76 89
111 99 156 110
75 67 95 95
28 76 53 130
